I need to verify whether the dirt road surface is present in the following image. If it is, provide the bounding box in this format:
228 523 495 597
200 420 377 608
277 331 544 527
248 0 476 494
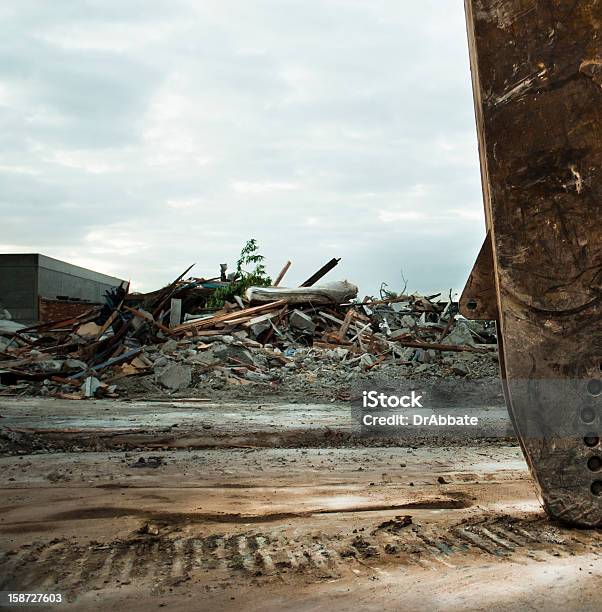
1 398 601 611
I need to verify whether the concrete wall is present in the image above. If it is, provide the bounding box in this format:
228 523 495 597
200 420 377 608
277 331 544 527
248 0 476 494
37 255 123 304
0 254 124 323
0 254 38 322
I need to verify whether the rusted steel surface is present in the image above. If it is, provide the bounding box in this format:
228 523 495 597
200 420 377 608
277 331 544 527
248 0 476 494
465 0 602 525
459 231 499 320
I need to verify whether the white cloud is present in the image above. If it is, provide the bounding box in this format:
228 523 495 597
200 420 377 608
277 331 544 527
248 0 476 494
449 207 484 221
166 198 208 210
0 164 39 175
0 0 483 295
378 210 429 223
83 228 149 256
231 181 300 195
37 22 180 53
46 150 124 174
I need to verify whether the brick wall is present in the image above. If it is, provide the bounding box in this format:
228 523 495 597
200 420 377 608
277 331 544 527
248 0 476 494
38 298 97 323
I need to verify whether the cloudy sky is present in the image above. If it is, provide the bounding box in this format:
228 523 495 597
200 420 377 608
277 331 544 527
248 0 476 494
0 0 486 297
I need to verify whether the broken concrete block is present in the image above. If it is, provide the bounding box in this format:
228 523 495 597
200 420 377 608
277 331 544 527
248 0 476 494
400 315 416 328
39 360 64 373
389 302 402 313
392 346 414 360
212 345 257 367
76 321 102 338
0 319 25 334
442 321 475 347
389 328 413 341
201 335 228 344
186 352 221 367
153 356 169 369
413 349 430 363
82 376 102 397
244 312 280 338
246 281 358 304
360 354 374 368
335 347 349 360
63 359 87 372
155 364 192 391
244 370 269 383
130 315 145 331
169 298 182 328
379 318 392 336
248 315 273 338
290 310 315 333
160 339 179 354
451 362 470 377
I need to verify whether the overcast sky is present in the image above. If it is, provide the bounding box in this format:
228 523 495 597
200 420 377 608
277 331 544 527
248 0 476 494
0 0 486 297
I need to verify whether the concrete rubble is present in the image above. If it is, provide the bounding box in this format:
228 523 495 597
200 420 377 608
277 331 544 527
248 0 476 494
0 255 497 400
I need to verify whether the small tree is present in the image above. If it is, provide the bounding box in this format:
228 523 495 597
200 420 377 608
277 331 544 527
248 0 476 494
207 239 272 309
235 238 269 284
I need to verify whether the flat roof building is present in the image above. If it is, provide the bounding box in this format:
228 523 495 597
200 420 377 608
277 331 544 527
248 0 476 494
0 254 124 324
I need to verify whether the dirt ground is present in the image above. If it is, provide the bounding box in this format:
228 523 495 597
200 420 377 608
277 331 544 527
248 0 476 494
1 397 602 611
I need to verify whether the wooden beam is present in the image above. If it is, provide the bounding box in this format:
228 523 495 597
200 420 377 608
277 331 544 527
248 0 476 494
300 257 340 287
273 261 291 287
337 310 355 342
172 300 286 333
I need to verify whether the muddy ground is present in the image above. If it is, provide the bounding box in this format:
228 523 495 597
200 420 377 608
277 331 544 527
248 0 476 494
1 394 601 611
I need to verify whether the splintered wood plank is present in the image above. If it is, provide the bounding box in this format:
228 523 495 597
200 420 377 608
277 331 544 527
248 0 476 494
173 301 286 333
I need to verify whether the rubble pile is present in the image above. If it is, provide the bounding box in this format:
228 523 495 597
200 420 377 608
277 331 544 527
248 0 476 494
0 257 497 400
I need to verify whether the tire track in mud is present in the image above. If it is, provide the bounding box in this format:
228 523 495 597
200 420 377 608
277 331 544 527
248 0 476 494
2 515 602 594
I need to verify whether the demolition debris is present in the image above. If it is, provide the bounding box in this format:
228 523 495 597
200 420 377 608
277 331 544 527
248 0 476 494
0 254 497 400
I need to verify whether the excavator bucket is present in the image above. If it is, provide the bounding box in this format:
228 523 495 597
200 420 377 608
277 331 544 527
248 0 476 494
462 1 602 526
